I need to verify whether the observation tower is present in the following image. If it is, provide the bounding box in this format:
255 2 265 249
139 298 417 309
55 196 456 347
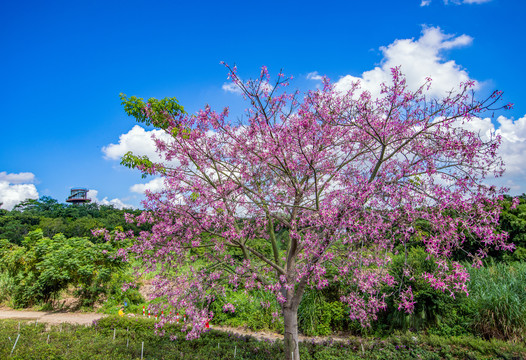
66 188 91 204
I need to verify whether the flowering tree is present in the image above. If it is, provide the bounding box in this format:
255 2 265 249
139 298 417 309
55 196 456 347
118 65 512 360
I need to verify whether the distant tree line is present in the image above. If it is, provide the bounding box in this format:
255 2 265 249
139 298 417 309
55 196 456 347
0 196 150 244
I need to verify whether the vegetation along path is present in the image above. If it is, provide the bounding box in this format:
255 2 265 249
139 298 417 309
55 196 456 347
0 309 349 343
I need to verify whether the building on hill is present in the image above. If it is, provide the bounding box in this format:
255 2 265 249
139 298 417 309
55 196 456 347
66 188 91 204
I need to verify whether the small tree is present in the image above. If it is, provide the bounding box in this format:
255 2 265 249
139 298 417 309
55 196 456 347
0 229 124 307
119 65 513 359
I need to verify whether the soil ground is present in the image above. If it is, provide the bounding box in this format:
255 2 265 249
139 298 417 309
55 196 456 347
0 308 350 343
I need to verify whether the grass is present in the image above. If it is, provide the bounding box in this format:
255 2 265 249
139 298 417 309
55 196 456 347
1 316 525 359
468 261 526 342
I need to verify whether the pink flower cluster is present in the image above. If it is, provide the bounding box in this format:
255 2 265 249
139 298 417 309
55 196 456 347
222 303 236 313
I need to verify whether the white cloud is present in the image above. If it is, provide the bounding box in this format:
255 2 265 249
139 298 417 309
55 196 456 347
222 79 273 96
496 116 526 143
494 115 526 177
0 172 39 210
130 177 165 194
259 81 274 94
334 27 474 99
102 126 180 207
454 115 526 194
425 0 492 4
87 189 134 209
102 125 171 162
463 0 491 3
0 171 36 184
306 71 323 81
451 116 495 140
222 82 243 95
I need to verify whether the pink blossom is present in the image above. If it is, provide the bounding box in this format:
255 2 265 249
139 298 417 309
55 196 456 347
222 303 236 313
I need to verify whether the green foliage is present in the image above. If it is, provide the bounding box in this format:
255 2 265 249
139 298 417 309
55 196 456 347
120 151 161 178
118 93 186 175
211 289 284 333
98 271 145 314
211 249 526 341
500 194 526 262
119 93 185 129
210 273 348 337
0 196 149 244
298 289 346 336
377 258 526 341
0 271 13 303
12 196 63 213
0 210 40 245
0 229 125 307
384 246 461 332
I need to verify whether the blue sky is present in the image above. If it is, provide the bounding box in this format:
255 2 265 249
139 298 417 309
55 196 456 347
1 0 525 209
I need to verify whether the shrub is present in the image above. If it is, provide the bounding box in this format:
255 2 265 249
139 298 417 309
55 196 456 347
381 246 461 333
0 229 125 308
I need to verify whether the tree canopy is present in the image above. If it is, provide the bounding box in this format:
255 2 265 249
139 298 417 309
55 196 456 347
118 65 513 360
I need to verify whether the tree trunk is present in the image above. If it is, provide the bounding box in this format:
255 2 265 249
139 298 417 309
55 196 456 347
283 305 300 360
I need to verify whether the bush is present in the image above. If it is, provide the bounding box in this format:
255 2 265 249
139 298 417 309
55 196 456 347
0 229 125 308
381 247 462 333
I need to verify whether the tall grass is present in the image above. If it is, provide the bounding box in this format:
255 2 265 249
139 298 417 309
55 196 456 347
298 288 346 336
467 261 526 342
0 271 13 303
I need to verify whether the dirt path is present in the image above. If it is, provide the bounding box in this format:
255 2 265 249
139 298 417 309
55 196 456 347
210 324 349 343
0 309 105 325
0 309 350 343
0 309 270 337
